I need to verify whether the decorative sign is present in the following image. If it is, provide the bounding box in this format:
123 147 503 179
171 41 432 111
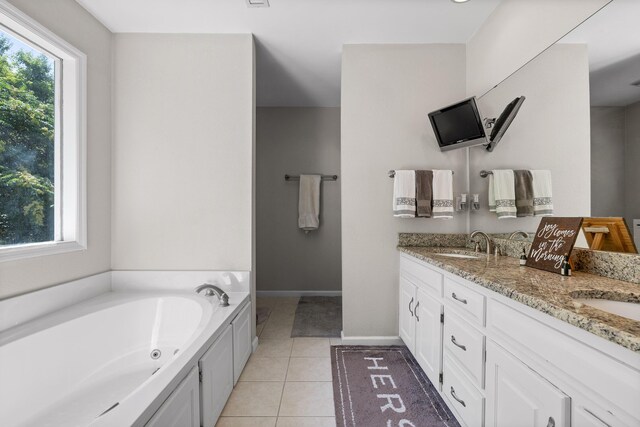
526 217 583 274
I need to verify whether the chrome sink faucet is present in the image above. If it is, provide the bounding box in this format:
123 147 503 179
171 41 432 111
508 230 529 241
470 230 492 255
195 283 230 307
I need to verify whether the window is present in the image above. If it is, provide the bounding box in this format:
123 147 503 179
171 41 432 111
0 3 86 261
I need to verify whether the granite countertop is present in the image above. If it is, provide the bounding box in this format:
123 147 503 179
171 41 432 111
398 246 640 353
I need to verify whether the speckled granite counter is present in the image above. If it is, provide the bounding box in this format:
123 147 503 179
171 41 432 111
398 246 640 353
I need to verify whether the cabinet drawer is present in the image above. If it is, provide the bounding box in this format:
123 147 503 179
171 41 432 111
444 310 485 389
400 255 443 297
444 277 485 326
443 353 485 427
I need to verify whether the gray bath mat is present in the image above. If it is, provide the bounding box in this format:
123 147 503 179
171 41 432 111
291 296 342 338
331 345 460 427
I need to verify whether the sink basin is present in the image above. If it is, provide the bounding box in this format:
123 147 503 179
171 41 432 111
432 253 480 260
573 298 640 322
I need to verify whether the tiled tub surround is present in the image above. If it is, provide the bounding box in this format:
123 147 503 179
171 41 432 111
399 233 640 285
397 246 640 352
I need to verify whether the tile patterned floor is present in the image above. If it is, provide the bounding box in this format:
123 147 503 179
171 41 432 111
217 297 341 427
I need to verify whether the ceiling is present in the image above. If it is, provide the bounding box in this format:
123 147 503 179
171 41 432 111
561 0 640 107
75 0 501 107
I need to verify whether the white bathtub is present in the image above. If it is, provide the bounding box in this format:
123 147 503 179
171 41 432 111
0 290 249 427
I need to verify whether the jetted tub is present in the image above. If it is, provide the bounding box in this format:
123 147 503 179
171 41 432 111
0 290 249 427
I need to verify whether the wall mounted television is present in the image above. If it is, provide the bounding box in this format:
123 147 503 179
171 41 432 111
428 96 488 152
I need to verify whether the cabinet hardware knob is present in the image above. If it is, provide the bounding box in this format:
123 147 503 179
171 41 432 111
451 335 467 351
415 301 420 322
409 297 414 317
450 386 466 407
546 417 555 427
451 292 468 304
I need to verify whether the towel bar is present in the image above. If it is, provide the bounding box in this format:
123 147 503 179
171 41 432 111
388 170 454 178
284 174 338 181
480 170 493 178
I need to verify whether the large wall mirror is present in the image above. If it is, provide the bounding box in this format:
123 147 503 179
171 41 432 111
468 0 639 254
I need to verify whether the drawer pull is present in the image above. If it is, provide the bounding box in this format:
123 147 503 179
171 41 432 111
450 386 466 407
415 301 420 322
409 297 414 317
546 417 555 427
451 292 468 304
450 335 466 351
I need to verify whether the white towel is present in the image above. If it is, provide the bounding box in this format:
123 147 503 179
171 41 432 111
298 175 321 231
488 174 496 212
531 170 553 216
492 169 517 219
393 170 416 218
432 170 454 219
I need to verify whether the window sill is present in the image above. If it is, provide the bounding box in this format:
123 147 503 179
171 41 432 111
0 241 87 263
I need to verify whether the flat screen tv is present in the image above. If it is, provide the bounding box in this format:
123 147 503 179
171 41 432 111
428 97 488 152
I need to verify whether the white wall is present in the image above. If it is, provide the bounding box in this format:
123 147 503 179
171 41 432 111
466 0 610 97
256 107 341 292
470 44 591 232
0 0 112 299
112 34 254 271
341 44 467 339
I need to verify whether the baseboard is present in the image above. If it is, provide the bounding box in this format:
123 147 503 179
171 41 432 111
252 336 259 352
340 331 404 346
256 290 342 297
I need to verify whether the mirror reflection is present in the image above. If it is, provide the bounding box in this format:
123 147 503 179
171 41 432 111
469 0 640 254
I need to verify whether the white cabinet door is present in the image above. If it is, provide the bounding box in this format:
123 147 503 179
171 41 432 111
399 276 416 353
233 302 252 385
145 366 200 427
199 324 234 427
414 287 442 387
485 340 570 427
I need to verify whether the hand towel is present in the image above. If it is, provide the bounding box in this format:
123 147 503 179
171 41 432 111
415 170 433 218
393 170 416 218
298 174 321 231
531 170 553 216
432 170 454 219
488 174 496 212
492 169 517 219
514 170 534 217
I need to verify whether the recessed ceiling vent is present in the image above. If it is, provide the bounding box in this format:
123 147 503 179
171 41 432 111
246 0 269 7
631 79 640 88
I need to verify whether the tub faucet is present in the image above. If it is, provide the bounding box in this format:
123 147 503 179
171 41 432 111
195 284 230 307
508 230 529 241
470 230 492 255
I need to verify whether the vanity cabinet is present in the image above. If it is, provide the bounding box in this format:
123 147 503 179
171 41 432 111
399 259 444 386
399 253 640 427
485 340 570 427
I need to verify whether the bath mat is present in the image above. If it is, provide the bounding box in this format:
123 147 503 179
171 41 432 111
331 345 460 427
256 307 271 325
291 296 342 338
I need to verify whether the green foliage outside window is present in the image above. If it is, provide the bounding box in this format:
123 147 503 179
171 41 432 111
0 33 55 245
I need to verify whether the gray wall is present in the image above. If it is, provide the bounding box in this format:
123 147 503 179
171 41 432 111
1 0 112 299
591 107 625 217
341 44 467 339
625 101 640 229
590 102 640 229
256 107 341 292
